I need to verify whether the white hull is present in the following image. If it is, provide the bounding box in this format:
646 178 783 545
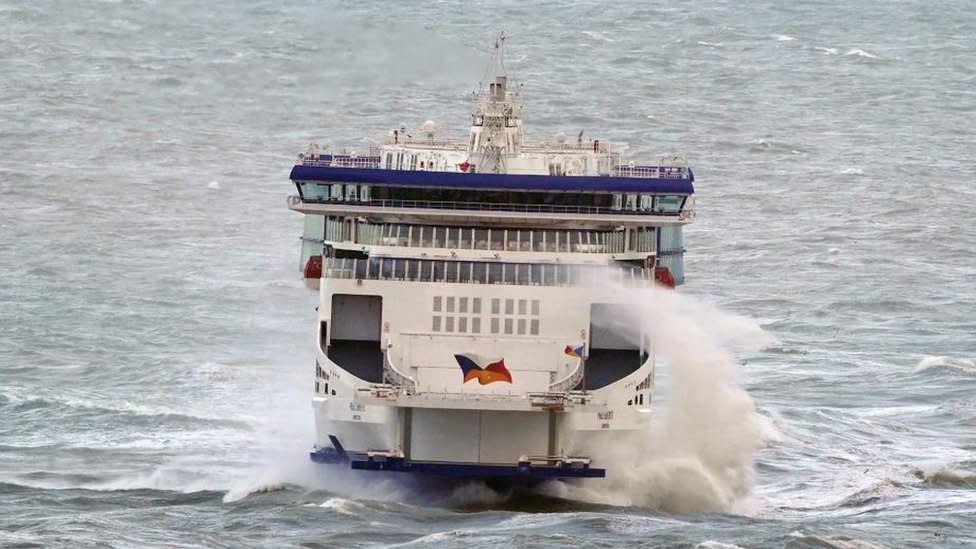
311 278 654 473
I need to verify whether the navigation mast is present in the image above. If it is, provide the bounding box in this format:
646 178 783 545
467 32 523 174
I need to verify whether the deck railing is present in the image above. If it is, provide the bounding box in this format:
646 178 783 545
300 156 380 169
290 195 688 217
612 165 690 179
382 341 416 392
297 155 691 180
322 256 654 287
358 224 626 254
549 357 585 392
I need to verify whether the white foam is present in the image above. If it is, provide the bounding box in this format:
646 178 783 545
319 497 367 515
697 542 748 549
207 180 221 190
773 34 796 42
845 48 880 59
582 31 616 43
546 284 775 513
440 481 510 506
840 167 864 175
916 464 976 487
914 355 976 374
788 531 891 549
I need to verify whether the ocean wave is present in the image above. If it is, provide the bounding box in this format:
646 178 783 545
697 542 747 549
788 531 891 549
1 388 251 427
319 496 370 515
845 48 880 59
0 469 231 495
914 356 976 375
839 478 904 508
222 481 295 503
582 30 615 43
913 466 976 488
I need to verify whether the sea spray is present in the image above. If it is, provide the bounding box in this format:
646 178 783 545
218 361 389 504
544 283 776 513
221 280 775 511
220 361 418 505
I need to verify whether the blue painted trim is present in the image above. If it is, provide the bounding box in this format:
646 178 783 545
327 435 347 457
310 445 348 464
353 455 604 479
290 165 694 194
310 443 605 478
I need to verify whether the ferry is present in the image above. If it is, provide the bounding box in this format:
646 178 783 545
287 34 695 482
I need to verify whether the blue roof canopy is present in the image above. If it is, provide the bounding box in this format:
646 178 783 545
290 165 695 194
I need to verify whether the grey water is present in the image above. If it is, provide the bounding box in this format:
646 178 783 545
2 1 975 547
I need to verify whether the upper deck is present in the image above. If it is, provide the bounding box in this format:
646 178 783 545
291 154 693 193
289 153 695 223
288 34 694 286
289 34 694 222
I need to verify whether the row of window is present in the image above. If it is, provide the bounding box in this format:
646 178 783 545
296 181 686 213
432 315 541 336
433 297 540 315
360 223 628 253
429 296 542 335
307 215 665 255
384 151 444 171
323 257 654 286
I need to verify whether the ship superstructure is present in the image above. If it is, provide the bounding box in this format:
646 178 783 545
287 35 695 480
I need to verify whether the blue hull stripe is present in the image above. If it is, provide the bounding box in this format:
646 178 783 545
290 165 694 194
310 446 605 479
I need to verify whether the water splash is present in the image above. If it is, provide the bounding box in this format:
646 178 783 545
845 48 880 59
544 284 776 513
913 464 976 488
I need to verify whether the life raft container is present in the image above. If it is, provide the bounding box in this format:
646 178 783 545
654 266 675 288
304 255 323 279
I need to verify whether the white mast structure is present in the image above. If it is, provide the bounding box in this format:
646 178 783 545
467 32 523 174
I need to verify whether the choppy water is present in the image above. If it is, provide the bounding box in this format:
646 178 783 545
3 1 975 547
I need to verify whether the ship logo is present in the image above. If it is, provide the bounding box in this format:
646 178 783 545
454 354 513 385
564 344 586 358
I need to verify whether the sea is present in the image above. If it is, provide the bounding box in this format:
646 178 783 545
2 1 975 547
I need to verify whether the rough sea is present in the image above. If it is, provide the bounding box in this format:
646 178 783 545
2 1 975 547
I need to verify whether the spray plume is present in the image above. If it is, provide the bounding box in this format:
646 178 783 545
542 282 776 513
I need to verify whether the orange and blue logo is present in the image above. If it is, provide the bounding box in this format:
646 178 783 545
454 354 513 385
564 344 585 358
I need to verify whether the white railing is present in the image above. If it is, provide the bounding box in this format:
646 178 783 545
360 224 626 254
382 342 417 393
321 256 656 287
287 194 690 218
299 155 380 169
385 138 467 151
678 196 697 220
613 165 690 179
549 357 584 392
